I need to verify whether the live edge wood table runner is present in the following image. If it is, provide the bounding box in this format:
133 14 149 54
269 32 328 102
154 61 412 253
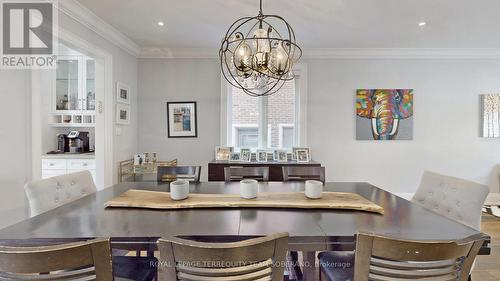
105 189 384 214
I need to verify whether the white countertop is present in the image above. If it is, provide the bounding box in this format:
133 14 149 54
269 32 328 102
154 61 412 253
42 152 95 159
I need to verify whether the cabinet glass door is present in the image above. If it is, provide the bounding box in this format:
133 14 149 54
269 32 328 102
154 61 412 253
55 58 79 111
85 59 95 111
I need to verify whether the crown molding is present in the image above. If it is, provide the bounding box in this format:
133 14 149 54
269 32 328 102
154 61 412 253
139 47 500 59
303 48 500 59
139 48 218 59
58 0 141 57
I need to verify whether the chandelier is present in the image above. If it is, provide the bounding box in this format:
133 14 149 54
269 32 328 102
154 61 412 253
219 0 302 97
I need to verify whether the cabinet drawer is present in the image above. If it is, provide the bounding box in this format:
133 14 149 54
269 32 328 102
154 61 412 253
41 169 67 179
42 159 67 170
67 159 95 170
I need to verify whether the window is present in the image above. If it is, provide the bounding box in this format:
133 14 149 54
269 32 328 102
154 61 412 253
225 67 306 150
267 83 296 148
233 125 259 148
279 124 295 148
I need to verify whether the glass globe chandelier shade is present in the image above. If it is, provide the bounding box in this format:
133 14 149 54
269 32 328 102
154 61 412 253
219 0 302 97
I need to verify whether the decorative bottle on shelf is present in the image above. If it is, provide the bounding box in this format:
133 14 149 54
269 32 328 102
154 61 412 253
63 95 69 110
57 99 64 110
87 91 95 110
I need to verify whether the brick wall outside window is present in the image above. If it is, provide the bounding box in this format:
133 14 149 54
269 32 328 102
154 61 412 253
231 80 295 148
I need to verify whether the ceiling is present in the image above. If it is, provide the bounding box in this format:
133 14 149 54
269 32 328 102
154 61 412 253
76 0 500 49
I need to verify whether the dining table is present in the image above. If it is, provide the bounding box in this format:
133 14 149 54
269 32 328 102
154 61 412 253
0 181 491 281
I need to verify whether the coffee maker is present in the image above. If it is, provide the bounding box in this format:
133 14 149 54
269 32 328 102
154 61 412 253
66 131 90 153
57 133 69 153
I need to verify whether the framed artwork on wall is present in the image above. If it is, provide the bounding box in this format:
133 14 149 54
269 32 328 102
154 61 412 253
356 89 414 140
167 101 198 138
116 82 131 104
480 94 500 138
116 104 130 125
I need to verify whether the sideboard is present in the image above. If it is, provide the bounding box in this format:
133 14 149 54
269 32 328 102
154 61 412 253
208 160 322 181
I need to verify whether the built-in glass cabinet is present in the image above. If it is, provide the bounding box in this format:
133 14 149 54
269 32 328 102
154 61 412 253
51 56 95 126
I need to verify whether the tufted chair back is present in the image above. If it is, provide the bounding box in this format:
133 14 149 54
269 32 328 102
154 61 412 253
411 171 489 230
24 171 97 217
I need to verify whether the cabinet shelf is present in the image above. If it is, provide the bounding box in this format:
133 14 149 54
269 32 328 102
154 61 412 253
49 123 95 128
49 113 95 127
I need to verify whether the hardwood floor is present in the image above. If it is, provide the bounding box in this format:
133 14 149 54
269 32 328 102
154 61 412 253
472 213 500 281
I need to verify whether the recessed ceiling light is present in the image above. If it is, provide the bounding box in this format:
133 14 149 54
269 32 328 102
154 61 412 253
418 21 427 27
157 21 165 27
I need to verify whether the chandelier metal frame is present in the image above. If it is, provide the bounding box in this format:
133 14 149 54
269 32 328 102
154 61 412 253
219 0 302 97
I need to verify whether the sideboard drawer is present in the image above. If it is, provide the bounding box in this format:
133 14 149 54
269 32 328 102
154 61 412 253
41 169 67 179
42 159 67 170
68 159 95 170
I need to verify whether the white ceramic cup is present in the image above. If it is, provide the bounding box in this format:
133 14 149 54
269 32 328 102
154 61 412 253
170 180 190 200
305 180 323 199
240 179 258 199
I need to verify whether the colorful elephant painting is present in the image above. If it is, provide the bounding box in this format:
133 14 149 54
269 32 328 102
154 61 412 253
356 89 413 140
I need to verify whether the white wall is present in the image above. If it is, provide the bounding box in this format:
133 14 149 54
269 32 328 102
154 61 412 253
138 59 220 181
0 69 31 226
58 12 139 185
138 57 500 197
0 10 138 228
307 59 500 195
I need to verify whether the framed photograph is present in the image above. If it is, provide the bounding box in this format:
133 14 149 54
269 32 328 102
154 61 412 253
167 101 197 138
116 104 130 125
229 152 241 162
240 148 251 162
250 152 257 162
134 153 145 166
296 149 310 163
266 152 274 162
292 147 311 160
215 146 233 161
274 150 288 162
257 150 268 162
116 82 131 104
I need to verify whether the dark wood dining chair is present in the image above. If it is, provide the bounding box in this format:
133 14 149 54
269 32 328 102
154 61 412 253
0 238 158 281
224 166 269 182
0 238 114 280
282 166 325 183
157 232 289 281
318 232 487 281
157 166 201 182
282 166 325 279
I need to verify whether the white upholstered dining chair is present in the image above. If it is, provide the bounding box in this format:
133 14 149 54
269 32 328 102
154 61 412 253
411 171 489 281
411 171 489 230
24 170 97 216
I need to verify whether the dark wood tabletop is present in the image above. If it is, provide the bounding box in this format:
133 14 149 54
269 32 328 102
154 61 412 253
0 181 486 246
0 181 488 281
